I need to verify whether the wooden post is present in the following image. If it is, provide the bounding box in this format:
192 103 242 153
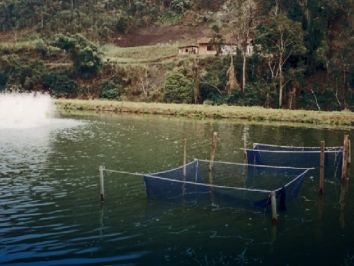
99 165 105 201
342 135 349 181
209 132 218 172
183 138 187 176
243 125 248 160
319 141 325 195
271 191 278 225
348 138 351 165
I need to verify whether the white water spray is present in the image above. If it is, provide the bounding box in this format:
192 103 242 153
0 92 55 129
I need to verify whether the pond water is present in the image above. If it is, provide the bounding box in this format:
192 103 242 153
0 113 353 266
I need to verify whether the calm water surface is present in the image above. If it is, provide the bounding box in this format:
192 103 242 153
0 113 353 266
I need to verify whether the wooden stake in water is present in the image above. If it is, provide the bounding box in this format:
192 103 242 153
209 132 218 172
319 141 325 195
99 165 105 201
348 138 351 165
342 135 349 181
243 125 249 160
271 191 278 225
183 138 187 176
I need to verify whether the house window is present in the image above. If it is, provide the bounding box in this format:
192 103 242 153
207 45 213 51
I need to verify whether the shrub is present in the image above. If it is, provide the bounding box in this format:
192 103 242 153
53 34 102 78
99 80 121 99
116 15 130 33
171 0 191 14
42 72 77 97
0 72 8 90
164 71 193 103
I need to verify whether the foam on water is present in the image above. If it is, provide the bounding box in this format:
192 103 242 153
0 92 55 129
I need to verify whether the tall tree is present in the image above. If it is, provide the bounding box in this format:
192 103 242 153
226 55 240 94
232 0 258 91
256 11 306 107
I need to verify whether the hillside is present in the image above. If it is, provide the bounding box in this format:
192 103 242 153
0 0 353 111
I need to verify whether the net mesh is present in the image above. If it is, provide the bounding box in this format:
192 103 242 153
254 143 343 152
143 160 310 209
246 143 343 178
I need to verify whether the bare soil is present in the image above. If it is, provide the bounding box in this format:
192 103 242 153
112 24 210 47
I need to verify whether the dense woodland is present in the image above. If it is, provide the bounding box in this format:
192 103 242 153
0 0 353 110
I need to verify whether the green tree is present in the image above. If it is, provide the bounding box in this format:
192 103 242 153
256 11 306 107
164 71 193 103
231 0 258 91
53 34 102 77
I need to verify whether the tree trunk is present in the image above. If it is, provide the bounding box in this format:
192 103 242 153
193 63 200 104
242 50 247 91
278 52 284 108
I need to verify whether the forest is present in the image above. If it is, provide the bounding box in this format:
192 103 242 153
0 0 353 111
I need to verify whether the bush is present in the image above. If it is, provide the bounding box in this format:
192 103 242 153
99 80 121 99
226 83 270 106
164 71 193 103
171 0 191 14
53 34 102 78
116 16 130 33
0 72 8 90
42 72 77 97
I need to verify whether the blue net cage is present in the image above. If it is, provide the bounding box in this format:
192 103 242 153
245 143 343 179
143 160 312 209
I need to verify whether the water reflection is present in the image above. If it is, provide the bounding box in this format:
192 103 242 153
0 112 353 265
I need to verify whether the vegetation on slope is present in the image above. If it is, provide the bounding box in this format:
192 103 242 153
0 0 353 112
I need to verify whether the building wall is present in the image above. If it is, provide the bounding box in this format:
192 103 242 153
221 45 237 55
179 47 198 55
198 44 217 55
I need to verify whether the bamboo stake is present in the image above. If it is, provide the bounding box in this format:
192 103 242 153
342 135 349 181
99 165 105 201
183 138 187 176
319 141 325 195
271 191 278 225
209 132 218 172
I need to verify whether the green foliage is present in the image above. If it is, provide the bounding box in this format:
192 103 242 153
116 15 130 33
171 0 191 14
226 82 274 107
42 72 77 97
0 72 8 91
99 80 121 99
0 54 44 91
53 34 102 77
164 71 193 103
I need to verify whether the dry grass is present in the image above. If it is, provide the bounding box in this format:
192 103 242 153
55 99 354 128
102 43 179 64
0 40 38 50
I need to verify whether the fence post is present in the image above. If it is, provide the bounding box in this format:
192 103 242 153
183 138 187 176
271 191 278 225
209 132 218 172
99 165 105 201
319 141 325 195
342 135 349 181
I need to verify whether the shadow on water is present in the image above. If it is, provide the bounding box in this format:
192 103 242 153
0 112 353 265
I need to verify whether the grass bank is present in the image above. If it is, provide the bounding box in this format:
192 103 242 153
55 99 354 127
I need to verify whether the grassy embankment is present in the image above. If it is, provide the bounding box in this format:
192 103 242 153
102 43 179 64
55 99 354 127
